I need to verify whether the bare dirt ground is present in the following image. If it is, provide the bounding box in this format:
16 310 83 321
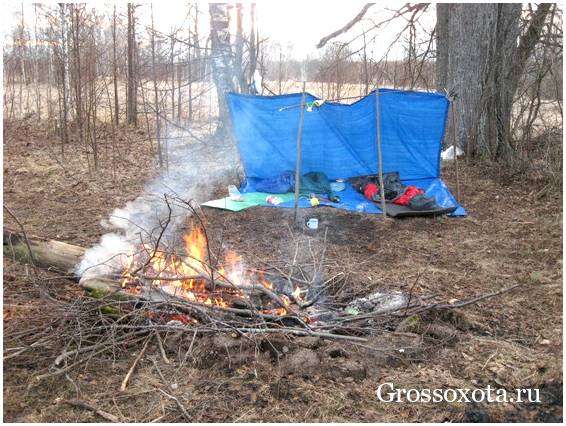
3 120 562 422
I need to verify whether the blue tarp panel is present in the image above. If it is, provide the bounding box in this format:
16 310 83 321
227 89 466 216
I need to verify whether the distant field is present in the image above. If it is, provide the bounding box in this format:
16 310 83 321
3 79 561 140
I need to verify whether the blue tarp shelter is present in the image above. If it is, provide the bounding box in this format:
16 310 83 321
227 89 466 216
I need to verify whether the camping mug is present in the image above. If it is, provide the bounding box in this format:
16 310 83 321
306 218 319 230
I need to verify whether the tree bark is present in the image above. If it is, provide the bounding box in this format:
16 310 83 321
435 3 449 93
193 3 202 81
150 6 163 167
3 229 141 299
126 3 138 126
71 5 86 159
170 35 176 122
58 3 70 156
439 4 551 162
234 3 246 92
248 3 258 91
33 4 41 120
112 5 120 126
209 3 237 135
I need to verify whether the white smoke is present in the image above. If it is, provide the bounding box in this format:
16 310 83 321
76 127 240 279
78 233 133 278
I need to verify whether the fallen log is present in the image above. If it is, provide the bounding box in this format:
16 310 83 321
3 228 85 276
1 233 251 320
3 229 134 301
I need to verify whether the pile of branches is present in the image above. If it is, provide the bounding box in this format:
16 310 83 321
4 201 524 385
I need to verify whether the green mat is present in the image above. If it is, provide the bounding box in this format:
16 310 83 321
202 192 295 212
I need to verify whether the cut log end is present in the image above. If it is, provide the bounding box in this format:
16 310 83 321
4 228 85 276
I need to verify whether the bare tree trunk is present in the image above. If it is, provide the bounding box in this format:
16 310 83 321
170 35 176 122
112 5 120 126
139 78 154 154
59 3 70 155
71 5 86 166
10 61 16 120
193 3 201 81
177 60 182 123
234 3 246 92
150 6 163 167
88 22 98 170
278 47 283 95
209 3 237 135
19 3 27 118
362 30 369 95
33 4 41 120
126 3 138 126
187 4 196 121
248 3 257 89
435 3 449 93
439 3 551 162
47 51 53 122
187 45 192 122
4 56 15 121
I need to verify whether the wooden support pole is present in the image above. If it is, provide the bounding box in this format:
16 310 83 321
449 98 461 202
375 88 387 219
293 81 307 224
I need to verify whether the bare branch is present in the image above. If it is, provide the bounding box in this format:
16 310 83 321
316 3 375 49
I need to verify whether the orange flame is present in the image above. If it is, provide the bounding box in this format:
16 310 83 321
120 224 290 316
258 271 273 290
183 227 207 274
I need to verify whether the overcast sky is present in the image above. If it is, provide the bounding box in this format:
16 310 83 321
4 1 435 60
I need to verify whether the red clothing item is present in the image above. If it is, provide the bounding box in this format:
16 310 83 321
393 186 424 206
363 183 379 200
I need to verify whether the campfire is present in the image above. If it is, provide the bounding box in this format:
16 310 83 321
74 204 462 340
4 215 526 382
117 222 307 323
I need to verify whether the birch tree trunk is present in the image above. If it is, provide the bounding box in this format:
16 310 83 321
209 3 237 135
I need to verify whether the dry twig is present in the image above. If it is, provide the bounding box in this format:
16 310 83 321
62 399 122 422
120 334 152 391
